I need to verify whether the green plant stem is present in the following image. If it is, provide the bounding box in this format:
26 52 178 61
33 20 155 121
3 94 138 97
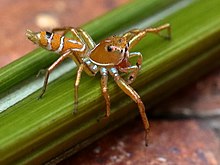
1 0 220 164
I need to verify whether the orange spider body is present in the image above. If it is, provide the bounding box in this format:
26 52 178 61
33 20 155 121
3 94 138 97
26 24 171 146
38 31 85 54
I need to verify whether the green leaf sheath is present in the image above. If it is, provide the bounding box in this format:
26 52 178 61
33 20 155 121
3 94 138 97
1 0 220 164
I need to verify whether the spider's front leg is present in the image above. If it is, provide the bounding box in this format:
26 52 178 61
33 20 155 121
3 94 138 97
119 52 143 84
109 68 150 146
123 23 171 50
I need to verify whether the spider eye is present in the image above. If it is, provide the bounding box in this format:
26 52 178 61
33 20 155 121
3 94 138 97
107 45 112 52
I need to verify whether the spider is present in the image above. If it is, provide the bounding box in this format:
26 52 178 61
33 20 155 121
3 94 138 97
26 23 171 146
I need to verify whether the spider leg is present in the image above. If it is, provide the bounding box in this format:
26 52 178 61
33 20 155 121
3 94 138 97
119 65 139 84
100 67 110 117
109 68 150 146
119 52 143 84
52 27 84 43
76 28 96 49
52 27 77 36
123 23 171 50
129 52 143 68
38 50 71 99
73 63 84 113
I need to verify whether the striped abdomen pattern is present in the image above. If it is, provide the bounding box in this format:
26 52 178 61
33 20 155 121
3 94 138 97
39 31 85 53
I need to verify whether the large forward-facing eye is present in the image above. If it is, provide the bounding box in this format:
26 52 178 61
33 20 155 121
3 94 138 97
106 45 113 52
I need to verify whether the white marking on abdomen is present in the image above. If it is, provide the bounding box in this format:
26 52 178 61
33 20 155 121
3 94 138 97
55 36 65 53
46 33 54 50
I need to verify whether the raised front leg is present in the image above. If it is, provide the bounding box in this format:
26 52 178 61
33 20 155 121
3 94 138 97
109 67 150 146
123 23 171 50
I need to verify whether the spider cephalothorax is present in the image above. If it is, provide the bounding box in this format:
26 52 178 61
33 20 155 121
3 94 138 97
89 36 128 66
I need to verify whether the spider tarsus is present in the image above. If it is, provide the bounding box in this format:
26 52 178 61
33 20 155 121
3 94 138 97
164 34 172 40
73 108 78 114
38 90 45 100
38 95 43 100
36 69 46 78
145 135 149 147
96 114 104 122
96 118 101 122
145 141 149 147
158 33 171 40
73 102 78 114
127 75 134 84
104 114 110 119
145 129 150 147
105 108 111 118
72 109 78 115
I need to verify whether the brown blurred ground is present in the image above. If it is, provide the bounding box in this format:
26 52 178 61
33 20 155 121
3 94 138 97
0 0 220 164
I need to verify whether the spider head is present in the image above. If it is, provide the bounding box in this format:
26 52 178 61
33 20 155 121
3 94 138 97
89 35 128 66
104 35 127 53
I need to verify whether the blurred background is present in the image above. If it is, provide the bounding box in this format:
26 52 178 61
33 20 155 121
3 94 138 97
0 0 220 164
